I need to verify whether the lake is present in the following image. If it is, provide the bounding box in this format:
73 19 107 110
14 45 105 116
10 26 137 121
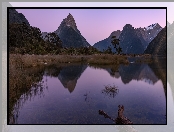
9 60 166 124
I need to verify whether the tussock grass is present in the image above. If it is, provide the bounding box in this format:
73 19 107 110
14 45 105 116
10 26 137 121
88 54 129 65
9 54 129 68
9 54 86 68
9 61 46 124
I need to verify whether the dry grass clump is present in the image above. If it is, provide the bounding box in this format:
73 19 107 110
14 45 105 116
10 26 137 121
9 59 46 124
9 54 87 68
88 54 129 65
104 84 118 92
101 84 119 98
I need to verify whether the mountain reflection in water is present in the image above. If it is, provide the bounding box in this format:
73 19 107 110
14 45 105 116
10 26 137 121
9 59 166 124
58 65 87 93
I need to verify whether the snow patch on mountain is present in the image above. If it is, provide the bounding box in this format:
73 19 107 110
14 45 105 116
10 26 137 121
145 23 157 30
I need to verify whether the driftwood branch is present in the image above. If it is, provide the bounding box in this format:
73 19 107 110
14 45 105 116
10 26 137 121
99 105 133 124
98 110 115 121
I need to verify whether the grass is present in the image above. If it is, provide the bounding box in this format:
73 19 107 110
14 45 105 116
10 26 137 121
9 62 46 124
88 54 129 65
9 54 129 68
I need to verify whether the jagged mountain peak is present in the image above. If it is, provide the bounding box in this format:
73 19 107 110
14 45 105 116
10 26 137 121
54 13 90 48
93 22 163 54
121 24 136 37
145 23 157 30
63 13 76 27
123 24 134 29
67 13 73 17
155 23 162 29
66 13 74 21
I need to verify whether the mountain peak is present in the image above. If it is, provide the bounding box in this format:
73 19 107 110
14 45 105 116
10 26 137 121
124 24 133 27
68 13 73 16
63 13 77 28
145 23 161 30
123 24 134 30
54 13 90 48
67 13 74 19
66 13 74 20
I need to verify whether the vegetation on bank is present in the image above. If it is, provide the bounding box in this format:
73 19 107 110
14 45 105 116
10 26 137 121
9 54 129 69
9 23 102 55
87 54 129 65
9 23 63 55
9 60 46 124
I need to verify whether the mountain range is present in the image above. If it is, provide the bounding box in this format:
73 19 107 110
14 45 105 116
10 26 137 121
9 9 166 56
93 23 162 54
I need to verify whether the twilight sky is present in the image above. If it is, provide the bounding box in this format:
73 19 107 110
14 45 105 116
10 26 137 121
16 9 166 45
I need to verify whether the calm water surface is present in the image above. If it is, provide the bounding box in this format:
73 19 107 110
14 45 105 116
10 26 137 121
10 62 166 124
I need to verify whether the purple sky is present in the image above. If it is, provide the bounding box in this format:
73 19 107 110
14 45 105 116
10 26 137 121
16 9 166 45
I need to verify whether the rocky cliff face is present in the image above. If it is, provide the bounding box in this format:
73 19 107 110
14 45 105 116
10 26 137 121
9 9 30 26
136 23 162 47
135 28 149 50
119 24 144 54
54 13 90 48
144 27 166 56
